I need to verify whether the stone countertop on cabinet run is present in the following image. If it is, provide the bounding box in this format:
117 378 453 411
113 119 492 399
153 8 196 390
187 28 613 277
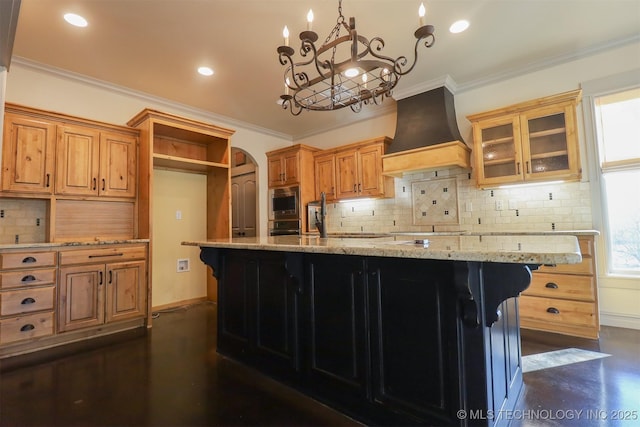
183 234 581 265
0 239 150 251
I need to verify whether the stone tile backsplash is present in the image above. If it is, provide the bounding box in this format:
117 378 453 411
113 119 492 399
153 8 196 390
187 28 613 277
0 198 48 244
324 168 593 234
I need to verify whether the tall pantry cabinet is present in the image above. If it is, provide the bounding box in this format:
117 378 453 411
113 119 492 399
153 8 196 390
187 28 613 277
127 109 234 304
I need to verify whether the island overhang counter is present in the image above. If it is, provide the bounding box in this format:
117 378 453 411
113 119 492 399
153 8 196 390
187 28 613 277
184 235 581 427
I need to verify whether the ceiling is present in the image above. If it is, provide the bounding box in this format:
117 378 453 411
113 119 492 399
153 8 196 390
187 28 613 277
9 0 640 139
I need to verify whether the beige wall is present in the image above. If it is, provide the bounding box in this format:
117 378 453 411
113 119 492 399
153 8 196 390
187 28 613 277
4 40 639 326
152 169 208 308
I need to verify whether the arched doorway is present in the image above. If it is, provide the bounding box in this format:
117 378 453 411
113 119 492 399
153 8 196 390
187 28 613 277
231 148 258 237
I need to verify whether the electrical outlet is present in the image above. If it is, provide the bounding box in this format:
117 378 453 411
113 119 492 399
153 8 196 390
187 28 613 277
176 210 182 220
465 201 473 212
495 200 504 211
177 259 190 272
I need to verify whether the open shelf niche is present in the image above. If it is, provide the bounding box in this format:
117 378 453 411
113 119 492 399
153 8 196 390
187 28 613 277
127 109 235 302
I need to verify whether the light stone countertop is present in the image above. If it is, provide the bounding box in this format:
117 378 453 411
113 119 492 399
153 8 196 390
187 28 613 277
183 234 582 265
0 239 150 251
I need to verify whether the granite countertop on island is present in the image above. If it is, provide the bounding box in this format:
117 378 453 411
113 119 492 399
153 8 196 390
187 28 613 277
183 233 582 265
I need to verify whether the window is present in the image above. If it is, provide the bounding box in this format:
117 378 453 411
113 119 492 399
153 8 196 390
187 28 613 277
594 88 640 275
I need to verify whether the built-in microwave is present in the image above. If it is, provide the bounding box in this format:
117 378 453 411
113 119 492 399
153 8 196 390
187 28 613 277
269 186 299 221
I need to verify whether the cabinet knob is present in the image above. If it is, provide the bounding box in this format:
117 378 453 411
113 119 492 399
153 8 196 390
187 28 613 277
21 297 36 305
20 324 35 332
545 282 559 289
546 307 560 314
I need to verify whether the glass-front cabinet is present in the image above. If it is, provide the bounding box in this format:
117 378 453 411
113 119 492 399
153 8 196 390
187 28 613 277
469 90 581 188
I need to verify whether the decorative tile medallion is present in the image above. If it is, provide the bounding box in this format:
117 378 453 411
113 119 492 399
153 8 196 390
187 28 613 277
412 177 459 225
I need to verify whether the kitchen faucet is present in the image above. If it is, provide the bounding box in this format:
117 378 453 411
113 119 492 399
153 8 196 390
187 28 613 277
315 192 327 238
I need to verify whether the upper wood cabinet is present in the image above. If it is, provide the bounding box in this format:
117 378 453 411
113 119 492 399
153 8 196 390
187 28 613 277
316 137 394 201
1 113 56 194
314 152 337 201
467 90 582 188
266 145 318 188
56 125 137 198
1 104 139 199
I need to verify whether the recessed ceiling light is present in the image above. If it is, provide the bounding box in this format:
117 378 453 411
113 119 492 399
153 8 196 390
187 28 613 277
198 66 214 76
64 13 88 27
449 20 469 34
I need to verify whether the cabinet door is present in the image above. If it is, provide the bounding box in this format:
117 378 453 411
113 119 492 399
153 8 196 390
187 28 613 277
56 125 100 196
218 251 252 354
254 252 300 377
282 151 300 185
368 257 459 422
1 114 56 193
335 149 359 199
305 253 369 406
314 153 336 200
267 155 284 187
105 260 146 323
473 115 524 187
358 144 384 197
99 132 137 198
521 103 580 181
58 264 105 332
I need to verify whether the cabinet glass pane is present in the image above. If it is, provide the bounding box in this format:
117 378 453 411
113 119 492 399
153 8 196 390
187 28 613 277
481 124 517 178
527 113 569 173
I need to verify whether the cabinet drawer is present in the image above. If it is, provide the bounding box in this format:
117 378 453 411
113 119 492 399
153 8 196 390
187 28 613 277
525 272 595 301
0 286 56 316
60 246 146 265
0 252 56 270
519 295 596 328
537 257 593 275
0 312 55 345
0 268 57 290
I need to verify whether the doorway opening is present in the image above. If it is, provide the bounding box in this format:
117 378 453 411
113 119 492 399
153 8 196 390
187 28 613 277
231 148 258 237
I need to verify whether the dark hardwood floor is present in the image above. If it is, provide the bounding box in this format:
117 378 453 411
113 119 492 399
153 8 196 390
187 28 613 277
1 302 638 426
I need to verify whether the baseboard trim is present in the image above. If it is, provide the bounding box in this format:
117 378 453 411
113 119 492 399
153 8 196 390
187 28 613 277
600 312 640 330
152 297 208 312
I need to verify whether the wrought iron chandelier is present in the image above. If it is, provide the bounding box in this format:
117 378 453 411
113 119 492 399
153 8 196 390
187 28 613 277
277 0 435 115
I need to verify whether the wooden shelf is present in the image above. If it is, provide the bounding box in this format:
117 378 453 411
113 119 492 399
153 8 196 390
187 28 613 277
530 150 568 160
481 136 514 147
483 157 515 166
153 153 229 173
529 127 566 139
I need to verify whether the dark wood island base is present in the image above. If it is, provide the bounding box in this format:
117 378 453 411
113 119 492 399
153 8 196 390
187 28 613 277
199 248 535 427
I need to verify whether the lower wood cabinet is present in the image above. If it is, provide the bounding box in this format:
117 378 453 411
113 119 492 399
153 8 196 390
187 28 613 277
0 250 57 346
520 235 599 338
58 245 147 333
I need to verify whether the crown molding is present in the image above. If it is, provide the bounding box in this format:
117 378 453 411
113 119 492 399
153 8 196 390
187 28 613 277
11 56 293 141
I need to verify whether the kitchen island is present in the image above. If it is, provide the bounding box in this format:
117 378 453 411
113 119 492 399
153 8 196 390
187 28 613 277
184 234 581 427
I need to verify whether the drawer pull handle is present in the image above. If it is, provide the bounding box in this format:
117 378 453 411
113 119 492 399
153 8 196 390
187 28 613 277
89 253 124 259
546 307 560 314
21 275 37 282
22 256 37 264
20 324 35 332
21 297 36 305
543 263 557 268
545 282 559 289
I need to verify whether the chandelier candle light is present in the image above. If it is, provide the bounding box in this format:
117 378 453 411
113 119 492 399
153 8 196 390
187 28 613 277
277 1 435 115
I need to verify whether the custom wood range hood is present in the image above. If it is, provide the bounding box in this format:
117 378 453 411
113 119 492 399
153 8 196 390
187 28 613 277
382 85 471 177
